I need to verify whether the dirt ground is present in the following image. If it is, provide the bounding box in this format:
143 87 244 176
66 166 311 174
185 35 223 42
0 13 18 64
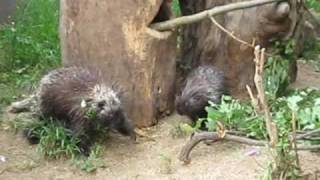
0 61 320 180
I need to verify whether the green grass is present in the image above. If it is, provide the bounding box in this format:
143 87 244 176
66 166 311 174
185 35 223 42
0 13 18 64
17 116 106 172
28 118 81 159
0 0 61 109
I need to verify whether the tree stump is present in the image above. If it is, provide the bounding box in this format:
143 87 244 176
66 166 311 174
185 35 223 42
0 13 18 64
178 0 301 99
60 0 177 127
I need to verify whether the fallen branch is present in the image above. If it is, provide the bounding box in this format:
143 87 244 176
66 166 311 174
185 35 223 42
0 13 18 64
179 132 265 164
179 132 320 164
150 0 283 31
296 129 320 140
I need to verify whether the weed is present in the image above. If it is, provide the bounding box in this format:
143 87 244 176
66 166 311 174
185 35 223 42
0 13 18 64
159 153 172 174
171 123 197 138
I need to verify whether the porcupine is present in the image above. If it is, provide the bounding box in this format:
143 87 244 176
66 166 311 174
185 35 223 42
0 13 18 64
15 66 136 154
175 65 227 123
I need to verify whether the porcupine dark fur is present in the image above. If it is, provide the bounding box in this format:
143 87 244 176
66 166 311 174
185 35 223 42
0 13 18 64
175 65 227 122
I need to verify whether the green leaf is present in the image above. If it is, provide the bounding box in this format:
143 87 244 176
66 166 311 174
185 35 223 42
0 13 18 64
287 95 303 111
206 117 216 132
314 98 320 106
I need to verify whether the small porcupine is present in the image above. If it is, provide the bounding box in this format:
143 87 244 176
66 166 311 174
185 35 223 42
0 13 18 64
175 65 227 122
24 66 136 154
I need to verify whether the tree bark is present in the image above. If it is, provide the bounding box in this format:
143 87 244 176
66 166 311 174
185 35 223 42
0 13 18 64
60 0 177 127
178 0 300 99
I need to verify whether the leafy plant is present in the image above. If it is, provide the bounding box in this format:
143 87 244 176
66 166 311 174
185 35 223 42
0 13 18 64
204 89 320 139
205 96 266 139
264 40 297 98
203 89 320 179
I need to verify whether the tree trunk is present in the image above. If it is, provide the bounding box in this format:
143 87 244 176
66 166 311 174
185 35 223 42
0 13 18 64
178 0 300 99
60 0 177 127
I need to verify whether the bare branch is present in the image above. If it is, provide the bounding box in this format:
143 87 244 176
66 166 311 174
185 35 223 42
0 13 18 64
253 46 278 147
150 0 283 31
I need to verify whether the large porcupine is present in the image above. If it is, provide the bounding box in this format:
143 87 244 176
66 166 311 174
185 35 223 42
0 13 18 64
175 65 227 122
20 66 136 154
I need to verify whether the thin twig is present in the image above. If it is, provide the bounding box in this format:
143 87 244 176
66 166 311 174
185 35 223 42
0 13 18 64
209 16 254 48
209 17 275 57
150 0 283 31
246 85 259 114
291 112 300 168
